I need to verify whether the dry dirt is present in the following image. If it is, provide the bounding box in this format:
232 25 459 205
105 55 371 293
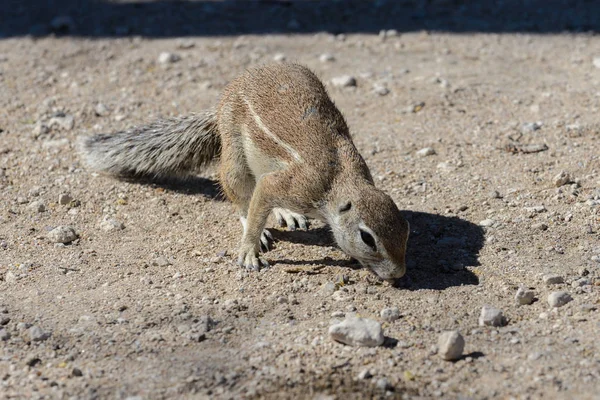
1 3 600 400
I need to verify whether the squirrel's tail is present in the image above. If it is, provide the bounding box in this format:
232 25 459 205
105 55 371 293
80 110 220 178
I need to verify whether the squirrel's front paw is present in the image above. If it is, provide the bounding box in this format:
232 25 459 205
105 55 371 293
237 245 270 271
273 208 309 231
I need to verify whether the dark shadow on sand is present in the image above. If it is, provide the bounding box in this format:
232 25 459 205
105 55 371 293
271 210 483 290
1 0 599 39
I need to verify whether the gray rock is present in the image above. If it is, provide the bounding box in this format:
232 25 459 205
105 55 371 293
478 305 506 327
47 226 78 244
48 114 75 131
0 329 10 341
416 147 436 157
521 121 542 133
489 190 501 199
548 291 573 308
329 317 384 347
29 325 51 342
94 103 109 116
515 286 535 305
438 330 465 361
331 75 357 88
380 307 401 322
543 274 564 285
100 217 125 232
27 200 46 213
58 193 73 205
553 171 571 187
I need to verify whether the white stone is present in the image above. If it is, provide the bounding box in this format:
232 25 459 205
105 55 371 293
380 307 400 322
158 52 180 64
416 147 436 157
27 201 46 213
100 217 125 232
553 171 571 187
547 291 572 308
47 226 78 244
273 53 286 62
331 75 356 88
438 330 465 361
479 219 495 227
48 114 74 131
319 53 335 63
478 305 506 327
593 57 600 69
329 317 384 347
515 286 535 305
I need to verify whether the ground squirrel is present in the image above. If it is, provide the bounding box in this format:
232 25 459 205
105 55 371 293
81 63 409 280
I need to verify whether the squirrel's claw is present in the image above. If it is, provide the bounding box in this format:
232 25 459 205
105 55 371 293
238 246 270 271
260 229 274 253
273 208 309 231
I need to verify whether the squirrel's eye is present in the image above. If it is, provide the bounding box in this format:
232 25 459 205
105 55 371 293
360 230 377 251
339 202 352 213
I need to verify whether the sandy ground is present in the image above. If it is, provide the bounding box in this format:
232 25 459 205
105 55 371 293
1 4 600 399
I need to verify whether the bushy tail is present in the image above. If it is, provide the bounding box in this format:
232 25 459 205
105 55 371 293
80 110 220 178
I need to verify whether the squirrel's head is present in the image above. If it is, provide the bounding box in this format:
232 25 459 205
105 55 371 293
327 185 410 281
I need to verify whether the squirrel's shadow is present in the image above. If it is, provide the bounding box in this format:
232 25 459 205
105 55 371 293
118 175 225 200
273 211 483 291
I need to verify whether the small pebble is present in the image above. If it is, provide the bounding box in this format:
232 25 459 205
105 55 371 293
158 52 180 64
548 291 572 308
331 75 357 88
29 325 50 342
380 307 401 322
72 368 83 377
319 53 335 63
593 56 600 69
515 286 535 305
94 103 109 116
48 114 75 131
27 201 46 213
100 217 125 232
373 84 390 96
329 317 384 347
47 226 78 244
438 330 465 361
357 369 372 380
478 305 506 327
543 274 564 285
0 329 10 341
479 219 495 227
489 190 501 199
416 147 436 157
273 53 286 62
521 122 542 133
376 378 392 391
553 171 571 187
58 193 73 205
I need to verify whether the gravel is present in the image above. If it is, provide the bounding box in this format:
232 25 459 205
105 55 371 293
438 330 465 361
329 317 384 347
47 226 78 244
547 291 573 308
158 52 180 64
478 305 506 327
27 200 46 213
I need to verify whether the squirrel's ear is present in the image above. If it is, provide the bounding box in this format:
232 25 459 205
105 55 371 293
338 201 352 213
